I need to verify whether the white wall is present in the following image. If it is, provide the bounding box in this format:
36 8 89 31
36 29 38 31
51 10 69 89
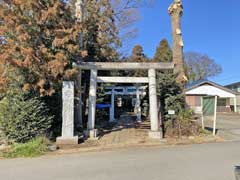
186 85 236 98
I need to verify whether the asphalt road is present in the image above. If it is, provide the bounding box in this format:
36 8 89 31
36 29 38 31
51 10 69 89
0 142 239 180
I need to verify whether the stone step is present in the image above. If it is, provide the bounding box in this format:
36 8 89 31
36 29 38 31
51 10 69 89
135 121 151 130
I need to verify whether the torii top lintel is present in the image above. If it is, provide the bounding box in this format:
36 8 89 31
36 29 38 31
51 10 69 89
73 62 174 70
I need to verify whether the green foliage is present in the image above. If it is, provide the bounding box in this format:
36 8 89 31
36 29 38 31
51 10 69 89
156 72 203 138
96 85 107 104
153 39 172 62
156 72 198 138
153 38 198 137
2 137 49 158
178 109 194 120
154 38 184 116
0 91 53 143
156 72 184 116
95 85 110 125
165 95 185 117
129 45 148 77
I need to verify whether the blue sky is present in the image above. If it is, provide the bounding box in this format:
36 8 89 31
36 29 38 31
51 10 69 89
123 0 240 85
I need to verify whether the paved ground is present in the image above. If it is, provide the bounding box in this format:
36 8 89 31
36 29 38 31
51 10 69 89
204 113 240 141
0 142 239 180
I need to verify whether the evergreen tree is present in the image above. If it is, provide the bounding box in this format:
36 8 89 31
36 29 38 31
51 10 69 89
129 45 148 77
84 0 121 62
153 39 184 121
130 45 145 62
69 0 121 62
157 72 184 115
153 39 172 62
0 91 53 143
0 0 82 96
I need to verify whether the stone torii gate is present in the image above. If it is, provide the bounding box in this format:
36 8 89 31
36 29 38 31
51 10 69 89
57 0 184 145
57 62 174 144
104 86 148 122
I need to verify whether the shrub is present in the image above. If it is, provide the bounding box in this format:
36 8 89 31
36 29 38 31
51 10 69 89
0 92 53 143
2 137 49 158
164 94 185 118
165 109 202 138
156 72 185 119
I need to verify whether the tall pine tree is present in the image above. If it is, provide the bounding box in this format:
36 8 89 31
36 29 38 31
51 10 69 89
153 39 184 121
153 39 172 62
69 0 121 62
130 45 145 62
129 45 148 77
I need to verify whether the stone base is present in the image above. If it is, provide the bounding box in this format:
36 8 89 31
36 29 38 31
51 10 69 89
56 136 79 145
84 129 98 140
89 129 98 140
148 131 162 139
109 118 116 123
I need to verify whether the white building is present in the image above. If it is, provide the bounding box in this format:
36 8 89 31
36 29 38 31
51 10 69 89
185 81 239 114
225 82 240 112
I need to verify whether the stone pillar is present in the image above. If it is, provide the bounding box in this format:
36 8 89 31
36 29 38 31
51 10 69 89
87 69 98 139
148 69 162 139
136 87 142 122
168 0 186 83
110 89 115 122
57 81 78 145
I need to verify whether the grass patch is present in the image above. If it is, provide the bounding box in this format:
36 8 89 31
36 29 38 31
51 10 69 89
200 128 212 136
3 137 49 158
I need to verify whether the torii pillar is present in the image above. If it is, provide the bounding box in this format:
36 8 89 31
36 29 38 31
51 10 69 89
148 69 162 139
168 0 186 84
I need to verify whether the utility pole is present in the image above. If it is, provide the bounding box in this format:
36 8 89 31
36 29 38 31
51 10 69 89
75 0 85 49
168 0 187 84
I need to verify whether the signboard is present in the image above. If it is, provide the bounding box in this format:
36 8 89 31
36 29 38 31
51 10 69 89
202 96 215 116
202 96 218 135
168 110 175 115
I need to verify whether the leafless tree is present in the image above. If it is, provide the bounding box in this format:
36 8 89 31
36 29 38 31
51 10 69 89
67 0 154 56
184 52 222 82
112 0 154 38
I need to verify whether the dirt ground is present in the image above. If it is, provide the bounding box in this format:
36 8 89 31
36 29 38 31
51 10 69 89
78 113 151 148
57 113 221 153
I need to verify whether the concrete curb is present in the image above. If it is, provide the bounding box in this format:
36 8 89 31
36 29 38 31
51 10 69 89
46 136 223 157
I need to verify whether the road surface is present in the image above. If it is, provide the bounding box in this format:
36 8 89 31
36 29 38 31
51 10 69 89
205 113 240 141
0 142 239 180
